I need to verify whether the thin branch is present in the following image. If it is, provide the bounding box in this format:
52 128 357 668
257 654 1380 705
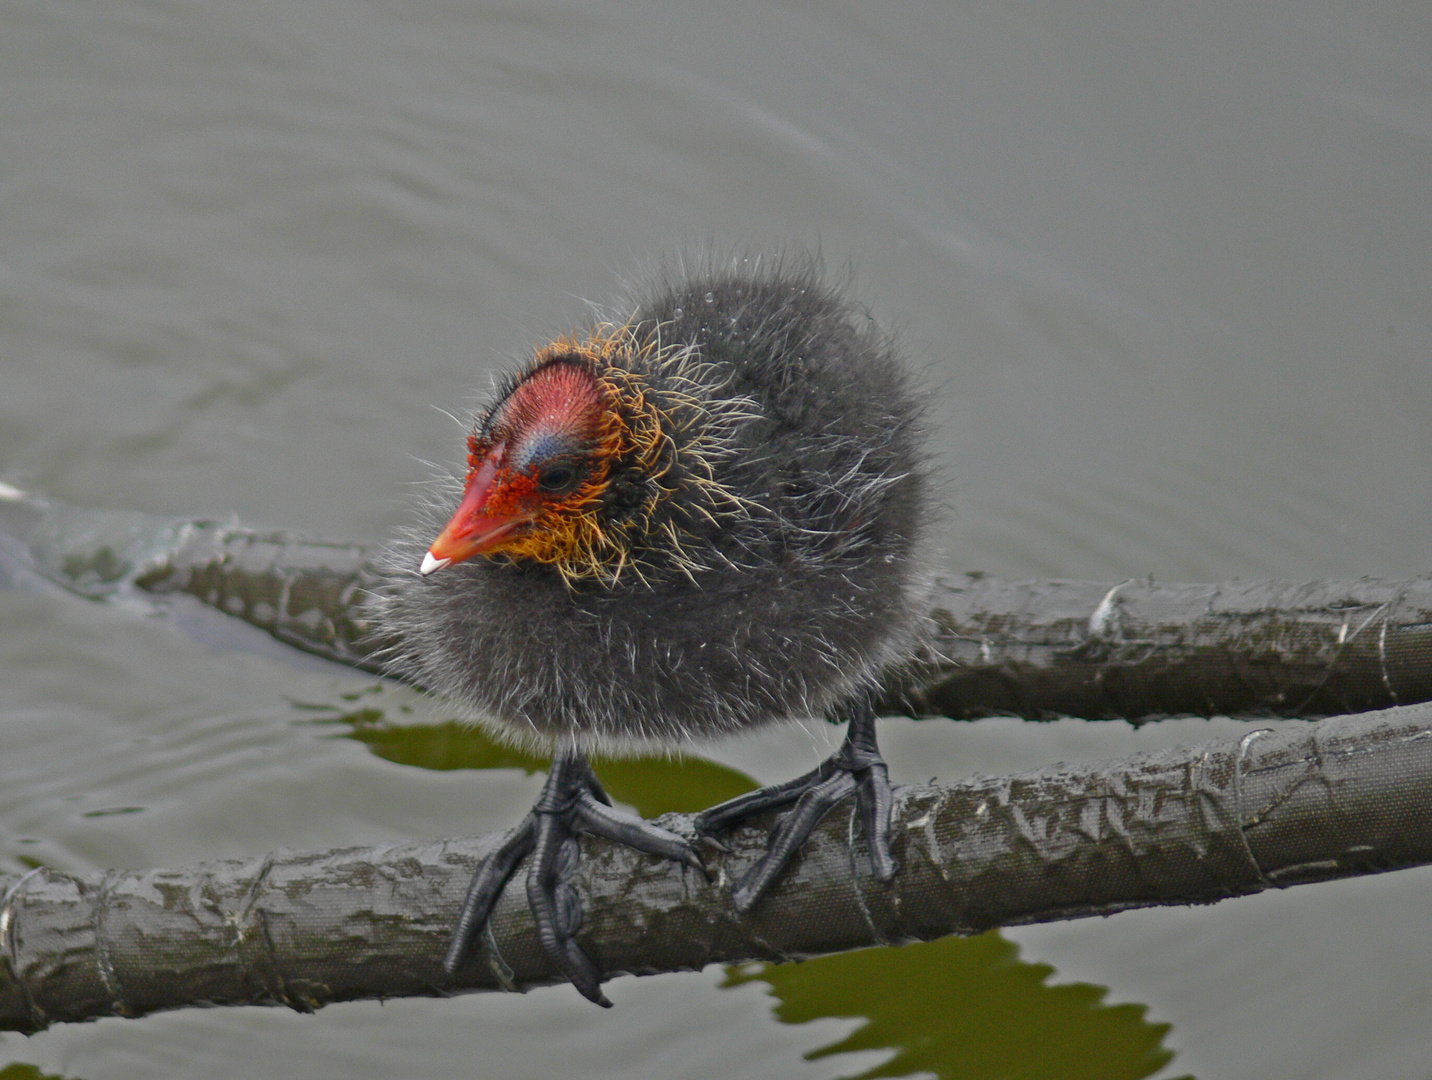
904 573 1432 720
7 491 1432 721
3 702 1430 1032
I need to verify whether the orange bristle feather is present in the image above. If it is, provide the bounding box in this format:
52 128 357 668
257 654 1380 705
475 325 683 584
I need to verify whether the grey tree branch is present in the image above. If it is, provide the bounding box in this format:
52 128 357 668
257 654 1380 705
905 573 1432 721
3 702 1430 1032
6 489 1432 722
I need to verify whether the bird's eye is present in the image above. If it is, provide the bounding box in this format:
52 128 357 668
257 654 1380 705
536 463 581 494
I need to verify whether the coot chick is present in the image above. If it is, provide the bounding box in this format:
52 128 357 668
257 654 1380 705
375 253 927 1005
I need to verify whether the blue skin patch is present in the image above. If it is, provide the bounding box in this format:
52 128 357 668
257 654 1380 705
511 427 582 475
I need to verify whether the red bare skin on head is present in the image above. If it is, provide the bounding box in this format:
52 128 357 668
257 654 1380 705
426 360 612 573
481 361 606 464
468 361 606 517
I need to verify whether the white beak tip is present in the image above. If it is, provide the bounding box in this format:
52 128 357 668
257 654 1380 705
419 552 451 576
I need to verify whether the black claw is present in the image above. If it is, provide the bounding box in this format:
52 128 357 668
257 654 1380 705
444 813 537 975
553 881 581 939
697 832 732 854
863 761 898 882
694 760 831 836
552 837 583 938
732 770 856 911
575 792 706 876
444 749 701 1006
524 806 610 1004
561 937 612 1007
701 697 899 912
526 810 563 933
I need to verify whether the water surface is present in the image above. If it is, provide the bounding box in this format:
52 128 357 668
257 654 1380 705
3 2 1431 1077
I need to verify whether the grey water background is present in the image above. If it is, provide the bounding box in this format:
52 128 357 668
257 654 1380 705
1 2 1431 1077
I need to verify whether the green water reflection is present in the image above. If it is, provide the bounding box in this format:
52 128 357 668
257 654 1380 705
726 935 1188 1080
329 700 757 817
0 1065 74 1080
331 704 1187 1079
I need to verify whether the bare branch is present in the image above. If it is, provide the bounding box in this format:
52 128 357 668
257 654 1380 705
906 573 1432 720
8 491 1432 722
3 703 1430 1032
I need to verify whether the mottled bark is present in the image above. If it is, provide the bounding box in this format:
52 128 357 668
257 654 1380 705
904 573 1432 721
2 703 1430 1032
7 490 1424 722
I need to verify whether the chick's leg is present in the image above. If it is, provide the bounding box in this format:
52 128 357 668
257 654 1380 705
695 694 896 912
444 750 703 1007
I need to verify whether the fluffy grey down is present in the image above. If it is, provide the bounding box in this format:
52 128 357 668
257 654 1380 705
370 252 930 755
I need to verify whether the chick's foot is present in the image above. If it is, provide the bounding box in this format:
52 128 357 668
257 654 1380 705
443 750 703 1007
695 703 897 912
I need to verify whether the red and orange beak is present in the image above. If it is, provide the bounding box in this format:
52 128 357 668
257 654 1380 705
419 443 531 575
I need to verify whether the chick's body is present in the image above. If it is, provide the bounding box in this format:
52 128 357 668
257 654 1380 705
379 258 926 754
374 254 927 1005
